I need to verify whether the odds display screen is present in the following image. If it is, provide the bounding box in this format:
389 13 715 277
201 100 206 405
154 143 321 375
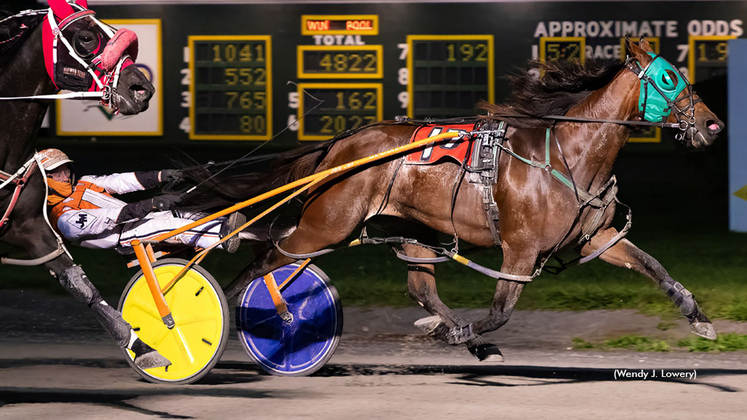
407 35 494 119
539 37 586 63
298 84 383 141
689 36 735 84
297 46 383 79
189 36 272 140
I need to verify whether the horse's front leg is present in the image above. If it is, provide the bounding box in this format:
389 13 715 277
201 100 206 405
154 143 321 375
581 227 716 340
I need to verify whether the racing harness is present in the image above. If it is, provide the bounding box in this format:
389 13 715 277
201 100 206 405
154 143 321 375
0 153 72 266
274 119 632 284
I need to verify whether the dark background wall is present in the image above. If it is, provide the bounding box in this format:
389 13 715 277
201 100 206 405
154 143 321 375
21 1 740 145
13 1 741 230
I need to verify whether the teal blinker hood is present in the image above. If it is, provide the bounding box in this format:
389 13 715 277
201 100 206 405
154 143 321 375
637 52 690 122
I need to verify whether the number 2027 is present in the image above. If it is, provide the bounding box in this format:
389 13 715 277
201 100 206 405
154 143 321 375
319 115 377 133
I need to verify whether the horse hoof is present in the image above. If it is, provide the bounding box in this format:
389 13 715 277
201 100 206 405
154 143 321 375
134 350 172 370
414 315 444 335
690 321 717 340
468 343 504 362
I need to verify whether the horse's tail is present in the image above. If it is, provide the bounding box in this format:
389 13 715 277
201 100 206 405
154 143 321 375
180 138 338 212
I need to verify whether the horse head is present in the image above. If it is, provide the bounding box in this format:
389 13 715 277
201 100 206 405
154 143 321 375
624 37 724 148
44 0 153 115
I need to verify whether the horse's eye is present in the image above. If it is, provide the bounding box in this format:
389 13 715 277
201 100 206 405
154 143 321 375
73 30 98 59
660 70 678 90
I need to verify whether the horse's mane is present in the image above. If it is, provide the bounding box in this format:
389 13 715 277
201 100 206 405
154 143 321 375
0 9 46 65
480 59 624 128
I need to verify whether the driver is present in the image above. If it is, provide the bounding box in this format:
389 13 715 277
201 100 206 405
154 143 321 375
39 148 245 253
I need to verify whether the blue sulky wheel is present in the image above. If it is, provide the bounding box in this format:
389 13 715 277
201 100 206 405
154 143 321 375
236 263 343 376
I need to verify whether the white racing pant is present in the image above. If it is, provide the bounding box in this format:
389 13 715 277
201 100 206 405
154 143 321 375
78 211 225 250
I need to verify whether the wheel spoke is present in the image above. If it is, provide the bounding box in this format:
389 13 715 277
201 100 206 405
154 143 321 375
176 313 221 328
150 326 171 349
126 297 162 322
174 326 195 364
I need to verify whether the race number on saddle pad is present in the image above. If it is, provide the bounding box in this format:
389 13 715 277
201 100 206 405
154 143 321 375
405 123 477 165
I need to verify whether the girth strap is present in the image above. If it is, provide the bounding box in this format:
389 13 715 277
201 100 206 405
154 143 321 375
0 159 38 230
467 120 505 246
1 247 66 266
273 234 535 283
578 176 619 244
0 153 74 266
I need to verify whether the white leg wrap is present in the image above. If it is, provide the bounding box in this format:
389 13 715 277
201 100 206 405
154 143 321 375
126 329 138 349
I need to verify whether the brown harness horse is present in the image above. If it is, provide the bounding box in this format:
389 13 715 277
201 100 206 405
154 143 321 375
193 38 724 361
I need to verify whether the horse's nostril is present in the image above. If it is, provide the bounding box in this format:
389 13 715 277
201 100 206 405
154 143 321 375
706 120 722 134
130 84 152 102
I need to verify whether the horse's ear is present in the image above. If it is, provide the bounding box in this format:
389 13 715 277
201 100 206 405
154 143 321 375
638 37 654 52
48 0 74 18
625 36 652 66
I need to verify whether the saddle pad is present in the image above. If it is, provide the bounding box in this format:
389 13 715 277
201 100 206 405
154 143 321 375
405 123 477 165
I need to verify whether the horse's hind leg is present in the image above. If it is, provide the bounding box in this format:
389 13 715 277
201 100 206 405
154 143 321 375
581 227 716 340
458 244 538 359
225 245 295 301
225 193 370 301
405 243 467 332
403 243 505 362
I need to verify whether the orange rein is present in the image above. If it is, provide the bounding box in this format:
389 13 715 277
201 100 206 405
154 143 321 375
152 130 464 293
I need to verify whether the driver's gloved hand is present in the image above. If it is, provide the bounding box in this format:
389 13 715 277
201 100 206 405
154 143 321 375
152 194 182 211
160 169 184 184
115 194 182 223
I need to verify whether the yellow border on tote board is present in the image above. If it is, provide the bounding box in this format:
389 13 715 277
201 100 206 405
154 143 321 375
56 19 163 136
297 45 383 79
688 35 736 84
297 83 383 141
406 35 495 119
539 37 586 63
188 35 273 141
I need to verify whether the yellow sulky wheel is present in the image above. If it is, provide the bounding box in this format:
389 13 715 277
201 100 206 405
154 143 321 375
118 258 229 384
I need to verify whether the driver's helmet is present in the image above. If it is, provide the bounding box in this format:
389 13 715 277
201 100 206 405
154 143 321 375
38 148 75 205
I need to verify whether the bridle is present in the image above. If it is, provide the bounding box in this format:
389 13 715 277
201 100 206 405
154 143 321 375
0 5 137 114
482 53 704 144
624 52 702 144
44 6 121 110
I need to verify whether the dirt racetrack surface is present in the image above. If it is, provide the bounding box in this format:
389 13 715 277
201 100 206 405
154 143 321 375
1 290 746 419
